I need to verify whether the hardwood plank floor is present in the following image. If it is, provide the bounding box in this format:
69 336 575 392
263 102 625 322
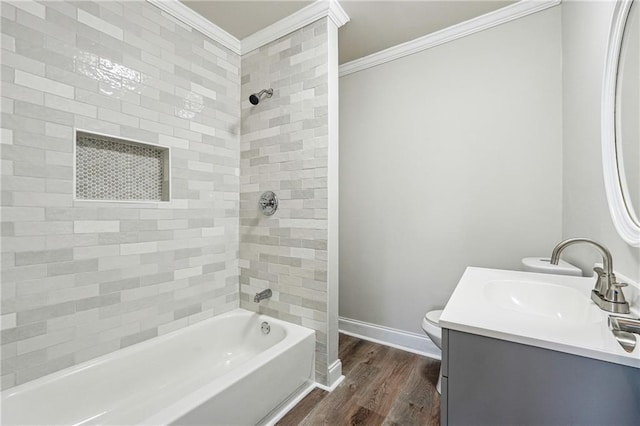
277 334 441 426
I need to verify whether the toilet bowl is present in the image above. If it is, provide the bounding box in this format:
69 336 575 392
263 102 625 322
421 309 443 394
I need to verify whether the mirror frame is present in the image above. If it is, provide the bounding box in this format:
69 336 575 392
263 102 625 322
602 0 640 247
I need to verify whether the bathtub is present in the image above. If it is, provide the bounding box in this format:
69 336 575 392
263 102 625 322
1 309 316 425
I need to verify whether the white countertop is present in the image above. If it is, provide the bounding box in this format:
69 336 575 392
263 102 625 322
439 267 640 369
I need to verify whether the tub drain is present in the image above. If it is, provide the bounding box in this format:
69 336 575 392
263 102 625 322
261 321 271 334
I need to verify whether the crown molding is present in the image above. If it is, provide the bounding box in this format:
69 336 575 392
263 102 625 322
242 0 349 54
328 0 350 28
146 0 241 54
339 0 561 77
147 1 349 56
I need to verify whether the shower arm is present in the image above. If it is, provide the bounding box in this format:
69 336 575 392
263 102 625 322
249 88 274 105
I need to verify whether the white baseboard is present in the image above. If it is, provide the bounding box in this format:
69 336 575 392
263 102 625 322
339 317 441 360
316 374 345 392
261 372 346 425
326 359 342 388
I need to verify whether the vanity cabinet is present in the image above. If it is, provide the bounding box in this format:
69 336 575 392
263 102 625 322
441 328 640 425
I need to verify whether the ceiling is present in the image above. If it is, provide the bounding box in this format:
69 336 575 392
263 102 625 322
181 0 517 64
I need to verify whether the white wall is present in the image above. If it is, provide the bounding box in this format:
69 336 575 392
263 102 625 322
339 8 563 334
561 0 640 282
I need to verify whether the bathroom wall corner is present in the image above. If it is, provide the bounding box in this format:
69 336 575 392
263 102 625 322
326 19 341 386
239 17 335 386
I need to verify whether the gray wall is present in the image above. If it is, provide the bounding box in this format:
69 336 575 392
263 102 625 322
561 0 640 282
339 8 563 334
1 0 240 390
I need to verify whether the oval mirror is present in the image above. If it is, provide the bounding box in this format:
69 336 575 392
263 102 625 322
602 0 640 246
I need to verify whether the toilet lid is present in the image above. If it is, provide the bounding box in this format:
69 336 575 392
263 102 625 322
425 309 443 326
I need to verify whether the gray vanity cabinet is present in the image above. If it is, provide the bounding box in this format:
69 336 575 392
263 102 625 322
441 328 640 425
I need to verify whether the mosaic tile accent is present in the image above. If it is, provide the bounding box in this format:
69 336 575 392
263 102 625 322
76 132 169 202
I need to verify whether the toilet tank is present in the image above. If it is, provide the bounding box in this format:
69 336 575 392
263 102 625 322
521 257 582 276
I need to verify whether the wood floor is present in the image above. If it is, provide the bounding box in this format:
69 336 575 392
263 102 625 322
277 334 441 426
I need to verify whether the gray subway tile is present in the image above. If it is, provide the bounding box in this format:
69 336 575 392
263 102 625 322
14 101 75 126
99 277 140 294
0 322 46 345
16 353 74 385
120 327 157 348
16 302 75 326
75 293 121 312
47 259 99 277
173 303 202 320
15 249 73 266
2 348 47 374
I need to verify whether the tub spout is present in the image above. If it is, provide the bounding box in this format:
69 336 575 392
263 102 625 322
254 289 272 303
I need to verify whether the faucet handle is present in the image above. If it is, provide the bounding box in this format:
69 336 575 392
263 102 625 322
593 267 608 295
605 281 628 304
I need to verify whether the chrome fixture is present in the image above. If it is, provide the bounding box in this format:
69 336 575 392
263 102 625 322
261 321 271 334
254 288 272 303
249 88 273 105
258 191 278 216
550 238 630 314
609 315 640 353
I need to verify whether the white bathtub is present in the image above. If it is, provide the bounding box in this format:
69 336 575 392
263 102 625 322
1 309 316 425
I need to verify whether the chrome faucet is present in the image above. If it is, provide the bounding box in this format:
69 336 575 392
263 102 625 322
550 238 629 314
254 289 272 303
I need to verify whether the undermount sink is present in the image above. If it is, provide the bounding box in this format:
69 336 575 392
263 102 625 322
483 279 601 324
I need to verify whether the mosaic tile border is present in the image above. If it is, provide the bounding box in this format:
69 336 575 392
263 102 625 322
75 130 170 202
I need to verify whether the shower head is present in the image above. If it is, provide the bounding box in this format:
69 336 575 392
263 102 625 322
249 88 273 105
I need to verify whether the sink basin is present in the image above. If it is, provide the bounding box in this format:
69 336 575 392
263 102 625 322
484 280 601 324
439 267 640 369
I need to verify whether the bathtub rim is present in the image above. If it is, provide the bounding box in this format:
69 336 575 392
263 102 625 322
144 315 316 425
1 308 315 425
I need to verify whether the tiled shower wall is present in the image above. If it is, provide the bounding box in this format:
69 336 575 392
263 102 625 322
240 19 332 385
0 0 240 390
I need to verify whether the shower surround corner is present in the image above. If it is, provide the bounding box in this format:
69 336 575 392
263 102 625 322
239 18 340 386
1 0 341 393
0 0 241 391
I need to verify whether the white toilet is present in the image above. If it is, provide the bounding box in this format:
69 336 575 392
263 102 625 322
421 309 444 394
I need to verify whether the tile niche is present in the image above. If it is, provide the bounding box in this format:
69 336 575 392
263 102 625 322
75 131 170 202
